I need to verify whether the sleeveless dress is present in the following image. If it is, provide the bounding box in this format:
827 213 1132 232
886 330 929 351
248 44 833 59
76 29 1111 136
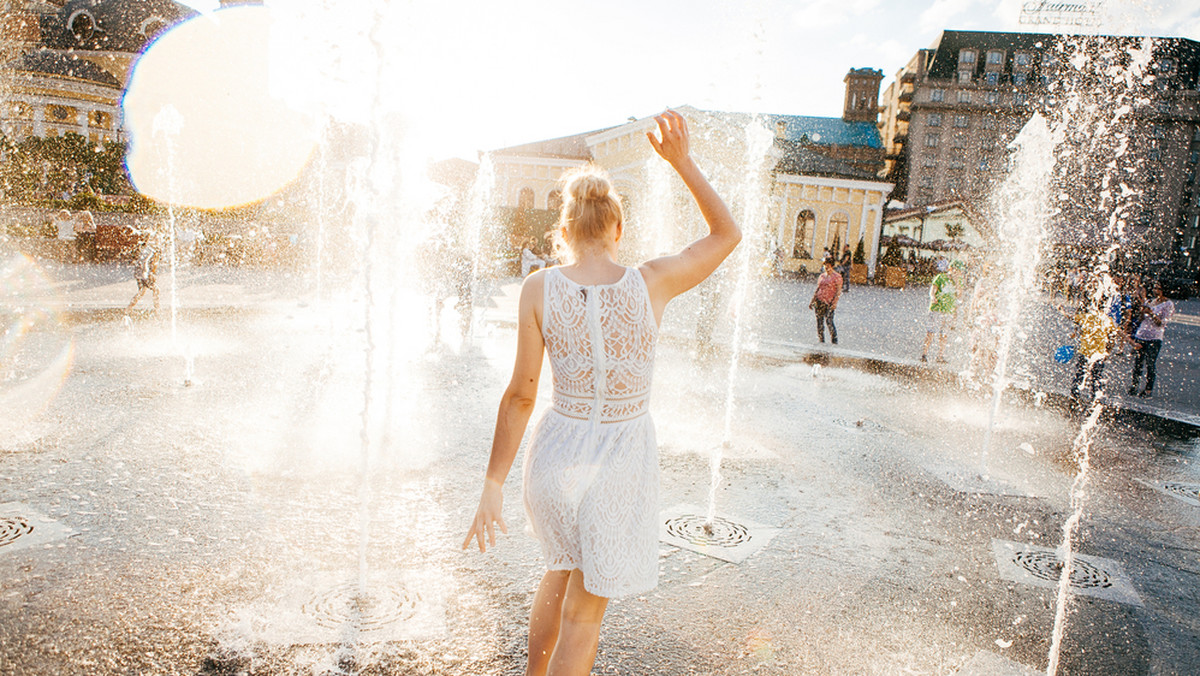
522 266 660 598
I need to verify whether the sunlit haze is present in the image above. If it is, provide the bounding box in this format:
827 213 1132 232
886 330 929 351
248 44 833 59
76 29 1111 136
149 0 1199 171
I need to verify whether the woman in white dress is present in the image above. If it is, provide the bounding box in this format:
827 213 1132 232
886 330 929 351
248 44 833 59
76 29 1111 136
463 110 740 675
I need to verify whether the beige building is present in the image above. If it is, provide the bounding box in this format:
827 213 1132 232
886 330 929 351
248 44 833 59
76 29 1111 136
490 97 893 277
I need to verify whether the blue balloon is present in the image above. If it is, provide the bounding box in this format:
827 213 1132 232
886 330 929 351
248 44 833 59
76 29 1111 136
1054 345 1076 364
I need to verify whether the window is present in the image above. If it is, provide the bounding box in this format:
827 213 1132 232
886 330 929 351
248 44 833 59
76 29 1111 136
987 50 1005 65
954 115 969 128
1152 124 1166 138
1190 150 1199 164
959 49 977 64
985 72 1000 86
1158 58 1177 73
928 113 943 127
919 175 934 188
947 173 962 191
829 212 850 248
925 133 940 147
982 117 997 130
793 210 814 259
1015 51 1032 67
517 187 534 210
547 190 562 213
958 70 973 84
1013 73 1027 86
984 91 999 105
930 88 945 102
957 90 971 104
1014 92 1027 105
979 157 991 171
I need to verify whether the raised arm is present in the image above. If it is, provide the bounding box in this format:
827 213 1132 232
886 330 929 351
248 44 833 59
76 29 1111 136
462 271 546 552
640 110 741 321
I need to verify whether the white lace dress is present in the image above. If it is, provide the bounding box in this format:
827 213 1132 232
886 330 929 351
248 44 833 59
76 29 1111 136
522 266 660 598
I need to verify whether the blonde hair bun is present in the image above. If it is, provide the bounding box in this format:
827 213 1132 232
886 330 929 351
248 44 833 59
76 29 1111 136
554 165 624 261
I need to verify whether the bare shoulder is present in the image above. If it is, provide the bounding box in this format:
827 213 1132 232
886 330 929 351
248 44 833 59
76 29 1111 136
519 268 549 311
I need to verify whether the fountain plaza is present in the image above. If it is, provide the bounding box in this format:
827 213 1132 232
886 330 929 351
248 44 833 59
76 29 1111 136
0 253 1197 675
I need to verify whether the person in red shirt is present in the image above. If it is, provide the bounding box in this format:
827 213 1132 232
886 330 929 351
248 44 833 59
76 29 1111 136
809 257 842 344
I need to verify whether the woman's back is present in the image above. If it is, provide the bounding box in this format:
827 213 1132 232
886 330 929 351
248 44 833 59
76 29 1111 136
542 266 657 426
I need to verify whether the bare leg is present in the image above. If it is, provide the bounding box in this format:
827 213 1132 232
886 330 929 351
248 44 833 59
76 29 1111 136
127 289 145 310
527 570 570 676
921 331 934 359
546 569 608 676
937 332 948 360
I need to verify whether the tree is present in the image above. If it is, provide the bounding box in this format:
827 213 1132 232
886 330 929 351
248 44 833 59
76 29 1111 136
853 237 866 264
945 222 965 241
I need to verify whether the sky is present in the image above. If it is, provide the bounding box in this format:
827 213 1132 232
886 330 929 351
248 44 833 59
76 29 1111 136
163 0 1200 168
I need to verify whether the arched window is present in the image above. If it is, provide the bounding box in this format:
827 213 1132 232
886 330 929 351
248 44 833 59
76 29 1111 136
517 187 534 210
547 189 562 213
793 210 815 259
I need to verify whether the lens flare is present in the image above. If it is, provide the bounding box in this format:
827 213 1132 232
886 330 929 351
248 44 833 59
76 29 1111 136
123 5 319 209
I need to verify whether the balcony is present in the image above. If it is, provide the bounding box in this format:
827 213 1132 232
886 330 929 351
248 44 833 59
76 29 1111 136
896 110 910 122
899 91 913 103
892 132 908 145
901 72 916 84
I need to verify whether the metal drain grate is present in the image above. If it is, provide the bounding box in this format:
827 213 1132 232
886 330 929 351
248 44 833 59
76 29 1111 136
302 581 419 631
664 514 752 548
1135 478 1200 507
1012 550 1113 589
992 539 1142 606
1162 482 1200 504
251 571 446 645
0 516 34 547
659 504 778 564
0 503 75 555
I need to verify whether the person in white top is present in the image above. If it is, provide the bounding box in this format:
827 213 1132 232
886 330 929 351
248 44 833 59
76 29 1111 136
1128 279 1174 397
462 110 740 676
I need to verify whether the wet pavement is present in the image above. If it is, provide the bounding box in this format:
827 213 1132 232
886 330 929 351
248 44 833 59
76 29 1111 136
1 259 1198 675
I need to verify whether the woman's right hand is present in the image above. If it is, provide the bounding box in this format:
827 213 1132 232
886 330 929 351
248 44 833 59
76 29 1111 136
462 480 507 553
646 110 691 167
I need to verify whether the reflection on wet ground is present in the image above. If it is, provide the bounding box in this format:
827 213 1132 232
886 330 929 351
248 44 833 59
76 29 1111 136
1 275 1198 675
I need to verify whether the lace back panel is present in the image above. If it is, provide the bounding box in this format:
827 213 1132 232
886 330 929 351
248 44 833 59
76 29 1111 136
543 267 657 425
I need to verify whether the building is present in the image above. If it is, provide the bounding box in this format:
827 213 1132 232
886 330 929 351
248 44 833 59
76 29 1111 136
489 101 893 277
0 0 195 144
878 30 1200 275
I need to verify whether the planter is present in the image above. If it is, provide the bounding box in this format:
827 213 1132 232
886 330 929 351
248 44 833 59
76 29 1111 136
849 263 869 285
883 265 906 289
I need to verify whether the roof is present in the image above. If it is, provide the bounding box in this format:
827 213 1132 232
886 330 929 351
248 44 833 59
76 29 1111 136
722 111 881 149
3 48 121 87
491 126 618 160
40 0 196 53
773 140 878 180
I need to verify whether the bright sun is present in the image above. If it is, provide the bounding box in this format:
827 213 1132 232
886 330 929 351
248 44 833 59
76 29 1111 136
123 5 320 210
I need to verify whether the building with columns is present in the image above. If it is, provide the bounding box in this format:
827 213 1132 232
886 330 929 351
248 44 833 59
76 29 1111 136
489 96 893 277
0 0 195 144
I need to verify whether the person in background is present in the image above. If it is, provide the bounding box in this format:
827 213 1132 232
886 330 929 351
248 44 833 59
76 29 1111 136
53 209 75 240
809 257 841 344
920 258 964 363
1070 291 1118 402
74 210 97 262
126 236 160 313
1129 279 1174 398
837 244 852 292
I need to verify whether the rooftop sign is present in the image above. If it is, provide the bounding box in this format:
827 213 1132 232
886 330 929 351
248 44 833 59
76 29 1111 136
1018 0 1103 27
